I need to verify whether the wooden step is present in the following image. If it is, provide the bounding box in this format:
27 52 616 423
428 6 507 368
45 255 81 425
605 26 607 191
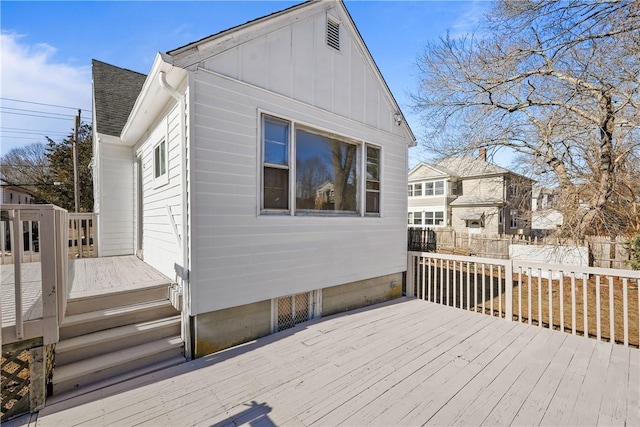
47 355 186 405
55 316 181 365
53 336 184 395
59 300 179 340
65 282 170 315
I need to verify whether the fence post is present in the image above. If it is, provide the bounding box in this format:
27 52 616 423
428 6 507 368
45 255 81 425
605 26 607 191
406 252 415 298
10 209 24 339
40 207 59 344
504 258 513 322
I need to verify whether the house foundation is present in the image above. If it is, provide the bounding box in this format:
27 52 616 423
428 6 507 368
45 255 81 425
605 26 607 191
192 272 404 358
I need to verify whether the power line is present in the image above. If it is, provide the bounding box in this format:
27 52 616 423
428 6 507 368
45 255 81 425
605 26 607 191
1 127 70 135
0 97 92 113
1 106 76 118
1 129 69 136
0 111 76 121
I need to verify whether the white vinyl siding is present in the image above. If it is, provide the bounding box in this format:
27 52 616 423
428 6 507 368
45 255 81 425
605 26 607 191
96 142 135 256
135 104 183 280
201 6 399 137
189 69 409 316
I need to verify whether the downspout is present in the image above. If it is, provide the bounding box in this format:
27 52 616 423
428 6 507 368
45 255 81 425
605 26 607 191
159 71 192 360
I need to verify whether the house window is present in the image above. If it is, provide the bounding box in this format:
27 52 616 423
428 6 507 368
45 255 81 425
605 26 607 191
365 145 381 214
414 183 422 197
262 114 379 216
327 18 340 51
499 209 504 225
425 182 433 196
420 211 444 226
510 209 518 229
296 129 357 213
434 181 444 195
153 140 168 186
413 212 422 225
408 185 413 197
263 116 290 210
408 212 413 224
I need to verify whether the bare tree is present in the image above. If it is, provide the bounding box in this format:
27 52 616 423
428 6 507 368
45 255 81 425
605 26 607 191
413 0 640 237
0 143 50 199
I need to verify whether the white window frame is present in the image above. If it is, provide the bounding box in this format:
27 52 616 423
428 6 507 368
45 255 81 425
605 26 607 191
153 138 168 188
259 112 380 218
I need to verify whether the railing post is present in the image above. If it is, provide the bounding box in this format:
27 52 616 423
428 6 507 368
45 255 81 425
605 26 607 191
505 258 513 322
406 252 415 298
40 207 59 344
10 209 24 339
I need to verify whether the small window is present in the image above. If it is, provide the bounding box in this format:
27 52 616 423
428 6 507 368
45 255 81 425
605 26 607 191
263 116 290 211
408 212 413 224
327 19 340 51
510 209 518 229
413 212 422 225
424 211 434 225
435 211 444 225
366 145 380 214
434 181 444 195
414 183 422 197
408 185 413 197
153 140 168 186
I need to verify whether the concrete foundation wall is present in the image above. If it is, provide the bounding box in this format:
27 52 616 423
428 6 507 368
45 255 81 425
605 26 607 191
321 273 403 317
193 300 272 358
192 272 404 358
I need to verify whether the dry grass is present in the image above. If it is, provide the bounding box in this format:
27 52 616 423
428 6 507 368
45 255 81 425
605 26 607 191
476 273 639 347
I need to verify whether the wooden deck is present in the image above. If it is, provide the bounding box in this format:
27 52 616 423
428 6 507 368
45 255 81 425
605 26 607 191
1 256 170 327
10 298 639 426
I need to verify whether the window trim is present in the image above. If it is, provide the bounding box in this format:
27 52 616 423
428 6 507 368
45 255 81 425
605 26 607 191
261 115 292 213
259 111 381 218
152 138 169 188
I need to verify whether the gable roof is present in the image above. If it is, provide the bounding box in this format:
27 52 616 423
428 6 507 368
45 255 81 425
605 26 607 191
92 59 147 137
435 156 512 178
408 162 452 181
165 0 415 145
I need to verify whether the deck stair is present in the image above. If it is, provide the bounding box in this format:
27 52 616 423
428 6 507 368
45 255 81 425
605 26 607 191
52 283 185 400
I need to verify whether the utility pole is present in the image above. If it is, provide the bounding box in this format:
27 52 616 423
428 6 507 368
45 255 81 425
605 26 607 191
72 109 81 213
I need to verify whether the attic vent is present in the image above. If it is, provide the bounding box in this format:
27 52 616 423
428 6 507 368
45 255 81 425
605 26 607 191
327 19 340 51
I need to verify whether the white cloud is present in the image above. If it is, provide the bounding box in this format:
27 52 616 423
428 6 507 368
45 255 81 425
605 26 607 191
1 32 92 155
450 1 490 39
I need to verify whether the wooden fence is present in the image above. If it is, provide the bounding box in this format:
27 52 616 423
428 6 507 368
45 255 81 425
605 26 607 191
423 228 633 269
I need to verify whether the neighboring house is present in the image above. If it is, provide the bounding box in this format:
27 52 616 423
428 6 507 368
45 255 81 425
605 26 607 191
408 151 534 235
532 185 558 211
92 0 416 358
0 179 35 205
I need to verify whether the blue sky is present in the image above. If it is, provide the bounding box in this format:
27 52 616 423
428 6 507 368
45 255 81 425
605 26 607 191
0 0 491 166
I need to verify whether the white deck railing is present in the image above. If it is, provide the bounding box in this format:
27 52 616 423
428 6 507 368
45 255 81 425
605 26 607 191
68 212 98 258
1 205 68 345
408 251 640 348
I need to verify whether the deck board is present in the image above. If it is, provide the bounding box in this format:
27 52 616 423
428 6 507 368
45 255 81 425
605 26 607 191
1 256 170 328
33 298 639 426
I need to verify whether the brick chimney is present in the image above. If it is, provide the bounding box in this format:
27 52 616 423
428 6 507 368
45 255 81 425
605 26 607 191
479 147 487 161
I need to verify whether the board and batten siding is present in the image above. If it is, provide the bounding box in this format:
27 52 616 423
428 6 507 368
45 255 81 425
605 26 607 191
96 142 135 257
135 104 184 280
189 69 409 316
202 6 395 134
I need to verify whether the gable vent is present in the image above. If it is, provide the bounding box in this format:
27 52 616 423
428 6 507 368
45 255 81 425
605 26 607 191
327 19 340 51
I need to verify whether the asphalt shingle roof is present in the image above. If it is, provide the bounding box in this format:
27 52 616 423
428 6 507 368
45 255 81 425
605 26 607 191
92 59 147 137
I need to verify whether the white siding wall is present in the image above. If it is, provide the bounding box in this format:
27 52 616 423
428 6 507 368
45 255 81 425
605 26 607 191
135 104 183 280
189 70 409 315
202 7 398 137
97 142 135 256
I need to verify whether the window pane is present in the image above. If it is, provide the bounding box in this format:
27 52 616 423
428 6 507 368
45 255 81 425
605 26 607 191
435 212 444 225
425 182 433 195
295 129 357 213
264 167 289 209
160 141 166 176
154 146 160 178
264 118 289 165
408 185 413 197
366 191 379 213
366 146 380 180
414 183 422 197
435 181 444 195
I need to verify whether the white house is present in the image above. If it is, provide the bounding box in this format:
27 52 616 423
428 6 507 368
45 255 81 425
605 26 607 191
0 179 35 205
92 0 415 358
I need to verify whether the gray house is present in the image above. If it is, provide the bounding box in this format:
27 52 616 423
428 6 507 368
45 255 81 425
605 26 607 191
408 153 534 235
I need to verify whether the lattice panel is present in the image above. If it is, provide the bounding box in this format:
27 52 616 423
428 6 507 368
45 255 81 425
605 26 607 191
277 292 312 332
1 349 30 421
294 293 310 325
